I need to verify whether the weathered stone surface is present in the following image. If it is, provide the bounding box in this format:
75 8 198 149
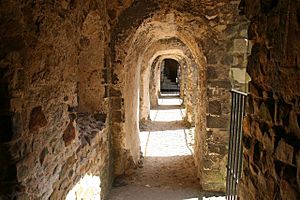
289 110 300 139
39 147 49 165
0 1 112 198
259 102 273 122
207 116 228 129
233 39 248 53
275 139 294 166
208 100 222 115
240 0 300 199
280 179 298 200
63 122 76 146
29 106 47 131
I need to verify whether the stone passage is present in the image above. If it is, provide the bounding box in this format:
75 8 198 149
107 95 225 200
1 1 299 199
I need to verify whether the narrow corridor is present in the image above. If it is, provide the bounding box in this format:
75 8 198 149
108 95 225 200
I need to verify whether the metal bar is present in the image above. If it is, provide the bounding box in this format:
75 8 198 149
232 93 241 200
230 92 237 199
230 89 248 96
226 90 247 200
229 92 237 200
226 92 235 200
229 93 235 200
232 92 239 200
236 95 246 197
233 93 242 200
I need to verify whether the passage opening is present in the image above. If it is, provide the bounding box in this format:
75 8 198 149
160 59 180 94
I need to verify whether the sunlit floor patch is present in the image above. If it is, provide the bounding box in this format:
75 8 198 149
145 96 193 157
158 96 183 106
66 174 101 200
150 96 185 122
140 129 194 157
150 109 185 121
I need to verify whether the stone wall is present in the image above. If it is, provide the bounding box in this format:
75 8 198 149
0 1 112 199
149 57 161 109
196 1 250 191
240 0 300 199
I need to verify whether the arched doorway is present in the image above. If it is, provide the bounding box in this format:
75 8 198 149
160 59 180 94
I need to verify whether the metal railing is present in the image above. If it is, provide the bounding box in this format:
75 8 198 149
226 89 247 200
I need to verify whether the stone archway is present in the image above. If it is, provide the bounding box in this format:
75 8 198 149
160 58 180 93
109 9 209 179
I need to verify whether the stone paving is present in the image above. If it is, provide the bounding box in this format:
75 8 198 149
108 96 225 200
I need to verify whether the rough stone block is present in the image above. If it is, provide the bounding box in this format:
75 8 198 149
275 139 294 165
206 54 218 64
39 147 49 165
207 67 218 79
233 38 248 53
208 100 222 115
232 55 244 66
63 122 76 146
109 87 121 97
242 115 251 136
221 54 233 65
111 98 123 110
230 68 250 84
279 179 298 200
208 80 232 90
29 106 47 132
289 110 300 139
207 115 228 128
259 102 273 122
79 36 90 48
17 165 28 181
111 111 123 123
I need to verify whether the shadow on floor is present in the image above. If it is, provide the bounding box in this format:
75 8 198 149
139 120 191 131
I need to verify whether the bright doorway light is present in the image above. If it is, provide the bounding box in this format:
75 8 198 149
66 174 101 200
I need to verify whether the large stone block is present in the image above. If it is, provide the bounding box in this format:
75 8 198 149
233 38 248 53
275 139 294 165
289 110 300 140
29 106 47 132
207 67 218 79
111 98 123 110
208 80 232 90
230 68 251 85
208 100 222 115
259 102 273 122
111 111 124 123
279 179 299 200
63 122 76 146
207 115 228 128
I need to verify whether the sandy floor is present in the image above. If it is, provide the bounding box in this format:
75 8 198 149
107 95 225 200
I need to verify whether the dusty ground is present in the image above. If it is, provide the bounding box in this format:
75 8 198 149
107 96 225 200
